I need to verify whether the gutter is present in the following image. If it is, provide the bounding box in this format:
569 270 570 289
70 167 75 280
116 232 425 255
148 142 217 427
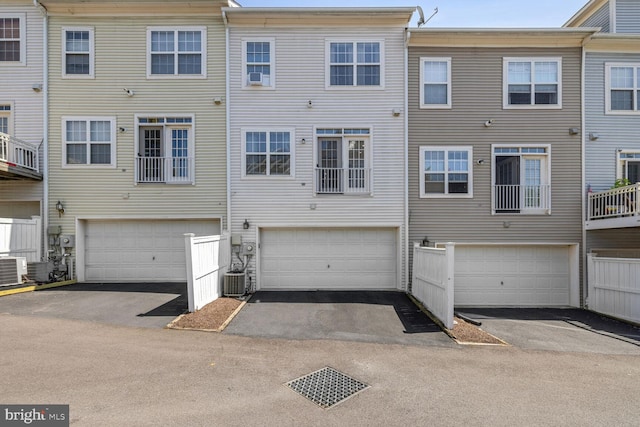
403 28 410 290
34 0 48 258
223 9 231 233
580 36 588 308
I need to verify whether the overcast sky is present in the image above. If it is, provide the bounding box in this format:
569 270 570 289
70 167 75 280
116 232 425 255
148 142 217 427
237 0 589 28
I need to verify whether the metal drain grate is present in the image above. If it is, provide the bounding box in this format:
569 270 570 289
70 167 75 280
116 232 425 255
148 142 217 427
285 367 369 409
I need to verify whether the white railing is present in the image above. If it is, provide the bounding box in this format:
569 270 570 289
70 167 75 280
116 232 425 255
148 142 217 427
184 232 230 312
588 183 640 221
493 184 550 213
587 253 640 324
315 167 371 194
411 242 455 329
135 156 193 184
0 216 42 262
0 132 40 172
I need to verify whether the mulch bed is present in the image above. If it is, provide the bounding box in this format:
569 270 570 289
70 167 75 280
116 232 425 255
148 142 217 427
449 316 506 345
168 297 244 331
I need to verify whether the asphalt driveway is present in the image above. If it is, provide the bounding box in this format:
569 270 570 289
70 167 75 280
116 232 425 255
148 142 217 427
0 282 187 328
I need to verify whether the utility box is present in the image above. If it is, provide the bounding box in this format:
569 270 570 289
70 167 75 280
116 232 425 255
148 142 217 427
60 235 75 248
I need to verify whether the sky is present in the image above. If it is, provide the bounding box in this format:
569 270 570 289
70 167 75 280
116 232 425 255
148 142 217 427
237 0 589 28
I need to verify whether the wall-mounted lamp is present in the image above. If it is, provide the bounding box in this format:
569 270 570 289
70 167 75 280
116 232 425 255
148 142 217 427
392 108 402 117
123 88 135 97
301 138 306 144
484 119 494 127
118 127 126 133
213 97 223 105
503 221 511 228
569 127 579 135
422 237 430 247
55 200 65 217
243 219 250 230
589 132 600 141
307 100 313 108
477 159 485 165
32 83 43 92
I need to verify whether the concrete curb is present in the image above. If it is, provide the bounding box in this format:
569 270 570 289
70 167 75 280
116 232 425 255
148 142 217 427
0 280 78 298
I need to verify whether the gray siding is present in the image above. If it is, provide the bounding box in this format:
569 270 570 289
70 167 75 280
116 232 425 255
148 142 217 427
582 2 611 32
587 228 640 251
616 0 640 33
408 47 583 247
47 15 227 237
584 52 640 192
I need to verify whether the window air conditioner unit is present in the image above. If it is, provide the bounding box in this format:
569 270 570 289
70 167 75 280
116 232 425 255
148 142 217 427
0 256 28 287
223 272 246 296
248 72 263 86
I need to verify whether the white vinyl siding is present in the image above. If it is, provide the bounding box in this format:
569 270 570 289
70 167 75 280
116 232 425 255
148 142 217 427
146 27 206 78
62 27 94 78
503 57 562 109
325 40 384 89
420 57 451 109
605 63 640 114
242 38 274 89
0 13 25 65
62 117 116 168
419 146 472 198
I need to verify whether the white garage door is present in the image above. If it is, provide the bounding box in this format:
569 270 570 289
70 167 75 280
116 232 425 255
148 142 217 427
260 228 397 290
454 245 570 306
85 219 220 282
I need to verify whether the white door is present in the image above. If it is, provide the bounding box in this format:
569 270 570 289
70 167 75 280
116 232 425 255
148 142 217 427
454 245 570 306
260 227 397 290
85 219 219 282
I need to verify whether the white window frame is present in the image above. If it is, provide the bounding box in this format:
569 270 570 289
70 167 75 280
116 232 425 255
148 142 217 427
419 146 473 198
491 144 551 215
605 63 640 115
241 129 295 178
146 27 207 79
62 116 116 168
62 27 94 79
242 38 275 90
0 13 26 66
135 114 195 185
419 57 452 109
325 40 385 90
616 150 640 183
0 104 13 135
503 57 562 109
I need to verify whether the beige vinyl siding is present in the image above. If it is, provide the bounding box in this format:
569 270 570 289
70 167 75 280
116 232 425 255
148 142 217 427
229 27 407 289
47 15 227 240
585 52 640 192
0 3 44 208
408 47 583 246
582 2 610 32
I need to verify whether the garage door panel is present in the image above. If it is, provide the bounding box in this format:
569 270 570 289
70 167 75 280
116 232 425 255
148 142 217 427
261 227 397 290
455 245 570 306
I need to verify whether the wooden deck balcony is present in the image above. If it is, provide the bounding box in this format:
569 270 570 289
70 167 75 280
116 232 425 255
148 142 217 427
0 133 42 181
586 183 640 230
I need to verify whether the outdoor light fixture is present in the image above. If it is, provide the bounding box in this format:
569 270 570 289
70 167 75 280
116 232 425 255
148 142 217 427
55 201 65 217
589 132 600 141
243 219 250 230
569 127 579 135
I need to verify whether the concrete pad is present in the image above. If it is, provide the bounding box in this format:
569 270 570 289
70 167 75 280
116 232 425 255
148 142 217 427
0 282 186 328
224 290 455 347
456 308 640 355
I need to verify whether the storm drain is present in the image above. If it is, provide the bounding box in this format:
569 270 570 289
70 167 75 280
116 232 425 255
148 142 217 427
285 366 369 409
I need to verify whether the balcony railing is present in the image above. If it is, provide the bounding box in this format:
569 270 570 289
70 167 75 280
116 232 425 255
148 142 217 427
0 132 39 172
315 167 371 194
588 183 640 221
493 184 551 213
135 156 193 184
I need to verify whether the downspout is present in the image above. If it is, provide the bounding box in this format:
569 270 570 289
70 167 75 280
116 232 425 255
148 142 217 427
580 37 587 308
404 28 410 291
34 0 48 259
223 10 231 233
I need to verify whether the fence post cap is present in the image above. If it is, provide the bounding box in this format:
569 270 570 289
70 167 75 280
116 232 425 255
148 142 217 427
184 233 196 237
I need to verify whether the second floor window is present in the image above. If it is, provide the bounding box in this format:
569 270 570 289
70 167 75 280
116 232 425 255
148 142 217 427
63 28 94 77
504 58 562 109
420 57 451 108
419 146 472 198
148 28 206 78
244 40 274 88
0 15 24 64
606 63 640 113
63 117 116 167
244 131 292 176
328 41 381 87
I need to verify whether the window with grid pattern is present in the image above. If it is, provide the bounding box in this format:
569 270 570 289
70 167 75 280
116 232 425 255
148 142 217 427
244 131 292 176
328 41 381 87
606 64 640 113
419 146 473 198
148 28 205 77
0 15 24 63
63 118 115 167
503 58 562 108
420 57 451 108
63 28 93 77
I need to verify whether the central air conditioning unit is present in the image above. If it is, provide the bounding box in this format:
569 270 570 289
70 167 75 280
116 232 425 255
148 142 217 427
27 261 50 283
223 272 246 296
248 71 263 86
0 256 28 287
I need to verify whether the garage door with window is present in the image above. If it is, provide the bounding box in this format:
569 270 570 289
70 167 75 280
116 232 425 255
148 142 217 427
454 245 570 306
260 227 397 290
84 219 219 282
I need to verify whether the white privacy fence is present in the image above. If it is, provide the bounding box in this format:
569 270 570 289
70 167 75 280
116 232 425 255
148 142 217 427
587 253 640 325
184 233 230 312
411 243 455 329
0 216 42 262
